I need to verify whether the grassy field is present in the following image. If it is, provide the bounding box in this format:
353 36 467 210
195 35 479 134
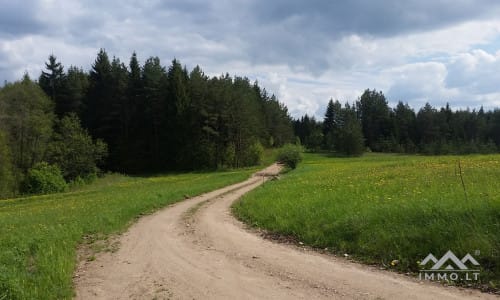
233 153 500 289
0 166 264 300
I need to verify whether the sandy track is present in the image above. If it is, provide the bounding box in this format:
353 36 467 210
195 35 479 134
74 164 496 299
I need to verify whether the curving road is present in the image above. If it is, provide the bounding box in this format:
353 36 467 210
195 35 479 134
74 164 496 299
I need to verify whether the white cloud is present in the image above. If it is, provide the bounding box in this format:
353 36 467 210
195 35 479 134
2 1 500 118
447 49 500 93
385 62 459 107
0 35 95 80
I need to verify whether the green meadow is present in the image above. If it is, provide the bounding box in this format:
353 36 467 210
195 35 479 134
0 168 258 300
234 153 500 289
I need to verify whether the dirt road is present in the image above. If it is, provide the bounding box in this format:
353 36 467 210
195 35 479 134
75 164 496 299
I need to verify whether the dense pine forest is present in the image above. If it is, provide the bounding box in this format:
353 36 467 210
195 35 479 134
2 49 500 198
0 50 294 198
296 90 500 156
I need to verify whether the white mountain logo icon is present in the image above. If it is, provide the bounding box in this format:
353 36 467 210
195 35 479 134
420 250 479 270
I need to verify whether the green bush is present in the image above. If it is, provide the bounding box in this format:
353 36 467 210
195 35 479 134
242 141 264 166
47 114 107 181
23 162 67 195
224 143 236 168
277 144 303 169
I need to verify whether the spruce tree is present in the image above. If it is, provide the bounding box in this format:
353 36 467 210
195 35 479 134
126 52 147 171
62 66 88 117
323 99 342 150
39 55 66 116
142 57 168 169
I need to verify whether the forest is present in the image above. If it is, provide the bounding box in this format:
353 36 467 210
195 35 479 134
2 50 500 198
0 50 294 198
295 89 500 156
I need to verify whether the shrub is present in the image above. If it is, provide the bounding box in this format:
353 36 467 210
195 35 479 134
47 114 107 181
242 141 264 166
224 143 236 168
277 144 303 169
23 162 67 195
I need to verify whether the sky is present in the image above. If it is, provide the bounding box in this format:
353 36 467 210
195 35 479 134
2 0 500 118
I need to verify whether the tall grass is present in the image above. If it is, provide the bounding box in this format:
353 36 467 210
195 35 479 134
233 153 500 289
0 168 256 299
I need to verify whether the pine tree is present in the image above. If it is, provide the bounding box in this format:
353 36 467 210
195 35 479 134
166 59 190 168
84 49 125 169
358 89 391 151
125 52 147 171
61 66 88 117
393 101 417 152
84 49 112 134
142 57 168 169
337 103 364 156
261 90 294 147
323 99 342 150
109 57 129 170
186 65 213 168
39 55 66 116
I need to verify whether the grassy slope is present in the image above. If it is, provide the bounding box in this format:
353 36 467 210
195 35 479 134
233 153 500 288
0 167 260 299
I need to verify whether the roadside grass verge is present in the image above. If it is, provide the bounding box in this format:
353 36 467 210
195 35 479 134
0 168 258 299
233 153 500 290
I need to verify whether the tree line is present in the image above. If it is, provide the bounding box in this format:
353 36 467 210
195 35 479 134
295 89 500 155
0 50 294 198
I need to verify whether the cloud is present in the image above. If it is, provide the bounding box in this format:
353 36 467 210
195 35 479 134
0 1 47 37
251 0 500 37
385 62 457 106
2 1 500 117
447 49 500 94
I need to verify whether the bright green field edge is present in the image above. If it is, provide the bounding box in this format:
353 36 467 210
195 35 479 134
233 153 500 289
0 158 274 300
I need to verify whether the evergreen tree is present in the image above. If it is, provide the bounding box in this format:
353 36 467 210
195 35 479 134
84 49 112 134
39 55 64 100
62 66 89 118
393 102 417 152
166 59 191 168
322 99 342 150
109 57 130 170
39 55 66 117
323 99 336 135
228 76 263 167
142 57 168 169
358 89 392 151
336 103 364 156
293 115 323 151
186 65 213 168
416 103 440 147
84 49 120 168
125 52 147 171
261 92 294 147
